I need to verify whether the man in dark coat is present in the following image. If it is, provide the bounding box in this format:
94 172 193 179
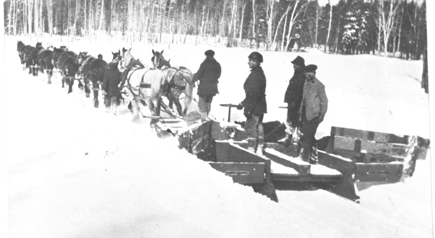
237 52 267 155
282 55 306 146
298 64 328 164
103 62 122 113
192 49 221 120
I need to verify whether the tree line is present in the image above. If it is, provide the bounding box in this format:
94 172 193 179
4 0 427 59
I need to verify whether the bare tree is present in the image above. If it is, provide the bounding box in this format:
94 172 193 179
325 0 333 53
46 0 53 34
284 0 304 51
378 0 400 57
272 1 292 50
266 0 275 50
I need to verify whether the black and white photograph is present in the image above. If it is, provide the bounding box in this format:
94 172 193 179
1 0 433 237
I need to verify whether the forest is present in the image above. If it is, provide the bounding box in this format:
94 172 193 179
3 0 428 91
4 0 427 58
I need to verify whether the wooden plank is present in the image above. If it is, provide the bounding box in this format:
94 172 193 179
331 127 409 144
264 142 299 158
318 151 360 202
263 148 310 175
330 136 408 158
215 140 231 162
332 148 405 163
355 162 404 183
209 162 265 185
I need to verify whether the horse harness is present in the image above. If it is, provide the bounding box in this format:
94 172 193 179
162 67 193 99
125 66 153 98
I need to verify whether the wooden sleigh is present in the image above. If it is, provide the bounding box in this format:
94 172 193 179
165 118 429 202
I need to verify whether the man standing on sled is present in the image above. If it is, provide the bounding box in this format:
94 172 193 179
192 49 222 121
298 64 328 164
237 52 267 156
282 56 306 146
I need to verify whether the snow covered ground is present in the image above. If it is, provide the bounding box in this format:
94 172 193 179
2 35 433 237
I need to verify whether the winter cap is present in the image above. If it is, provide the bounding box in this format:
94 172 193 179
291 56 305 67
304 64 317 72
248 51 263 63
205 50 215 57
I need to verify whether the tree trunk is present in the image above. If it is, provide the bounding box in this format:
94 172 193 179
266 0 275 50
28 0 33 34
325 2 332 53
220 0 228 37
73 0 81 35
34 0 39 35
285 0 301 51
272 2 291 48
7 0 14 34
281 11 289 51
99 0 105 31
239 1 246 42
422 44 428 93
396 0 404 57
251 0 256 44
84 0 87 34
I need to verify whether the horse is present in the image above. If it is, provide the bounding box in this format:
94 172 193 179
17 41 25 63
112 50 122 63
22 44 36 73
57 50 80 93
119 48 168 122
52 46 68 69
77 52 108 108
25 42 44 76
151 49 194 116
37 47 54 84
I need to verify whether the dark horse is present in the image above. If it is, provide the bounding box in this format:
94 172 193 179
57 50 80 93
77 52 108 108
151 50 194 116
52 46 68 69
25 42 44 76
37 47 54 84
17 41 26 65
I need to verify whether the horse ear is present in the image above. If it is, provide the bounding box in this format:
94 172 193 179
152 49 155 54
161 50 164 54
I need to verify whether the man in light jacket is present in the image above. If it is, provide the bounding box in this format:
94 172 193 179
299 64 328 164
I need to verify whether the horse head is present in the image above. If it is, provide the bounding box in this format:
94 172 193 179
17 41 25 51
152 49 171 69
112 50 121 63
77 52 88 64
119 47 133 69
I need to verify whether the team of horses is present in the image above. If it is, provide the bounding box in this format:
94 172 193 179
16 41 195 123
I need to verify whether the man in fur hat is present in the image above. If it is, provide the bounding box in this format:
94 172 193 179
281 55 306 146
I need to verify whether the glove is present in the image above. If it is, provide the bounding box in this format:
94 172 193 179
236 103 244 110
244 110 252 120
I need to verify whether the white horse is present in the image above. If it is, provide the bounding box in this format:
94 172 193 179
119 48 169 122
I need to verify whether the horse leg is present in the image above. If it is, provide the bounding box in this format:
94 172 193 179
131 97 142 123
174 98 183 116
68 78 74 94
47 70 52 84
84 79 90 98
92 82 99 108
61 76 65 88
